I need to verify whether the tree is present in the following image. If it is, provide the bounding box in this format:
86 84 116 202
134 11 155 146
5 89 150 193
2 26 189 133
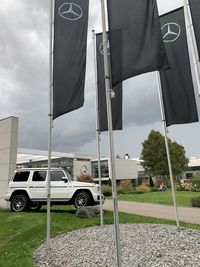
140 130 188 177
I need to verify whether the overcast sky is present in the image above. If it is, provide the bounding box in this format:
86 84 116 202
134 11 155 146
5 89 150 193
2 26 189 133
0 0 200 159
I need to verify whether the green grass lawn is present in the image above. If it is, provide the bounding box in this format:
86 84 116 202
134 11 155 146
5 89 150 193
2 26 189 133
115 190 200 206
0 206 200 267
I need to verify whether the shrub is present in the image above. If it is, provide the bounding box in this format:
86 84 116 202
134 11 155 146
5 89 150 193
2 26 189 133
191 196 200 207
135 184 151 194
192 182 200 192
117 180 133 194
141 179 149 186
182 181 194 192
77 174 92 183
101 184 112 196
175 183 185 191
175 180 196 192
151 187 159 192
192 174 200 180
192 174 200 191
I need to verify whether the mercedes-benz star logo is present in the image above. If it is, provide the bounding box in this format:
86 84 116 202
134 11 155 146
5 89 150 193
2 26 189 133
161 22 181 43
59 2 83 21
99 41 110 56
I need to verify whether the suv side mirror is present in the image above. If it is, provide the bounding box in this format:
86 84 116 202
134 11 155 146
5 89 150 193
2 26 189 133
62 177 68 183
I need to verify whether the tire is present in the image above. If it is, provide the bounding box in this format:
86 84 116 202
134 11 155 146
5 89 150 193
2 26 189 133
28 202 42 211
74 191 92 209
11 194 29 212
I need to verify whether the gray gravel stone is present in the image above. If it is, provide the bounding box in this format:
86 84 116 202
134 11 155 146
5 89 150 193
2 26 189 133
34 224 200 267
76 205 101 218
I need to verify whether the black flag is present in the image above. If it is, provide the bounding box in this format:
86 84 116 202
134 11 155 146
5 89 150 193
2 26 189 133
107 0 169 87
160 8 198 127
53 0 89 119
189 0 200 58
96 33 122 131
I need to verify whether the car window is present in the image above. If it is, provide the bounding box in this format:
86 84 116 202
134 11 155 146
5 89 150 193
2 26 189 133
50 171 65 181
13 172 30 182
64 170 72 181
32 171 47 182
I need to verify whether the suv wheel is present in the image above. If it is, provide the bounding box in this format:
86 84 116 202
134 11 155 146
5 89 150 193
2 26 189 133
11 194 29 212
74 191 92 209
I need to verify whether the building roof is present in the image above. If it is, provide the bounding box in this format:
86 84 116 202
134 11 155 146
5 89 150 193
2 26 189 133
188 157 200 168
17 148 96 164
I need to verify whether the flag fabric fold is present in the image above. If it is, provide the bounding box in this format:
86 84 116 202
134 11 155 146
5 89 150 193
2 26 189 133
107 0 169 87
189 0 200 59
160 8 198 127
53 0 89 119
96 33 122 131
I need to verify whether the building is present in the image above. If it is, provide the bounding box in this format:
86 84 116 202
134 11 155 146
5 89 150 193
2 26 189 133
91 157 138 184
0 117 18 208
17 148 138 184
135 157 200 182
182 157 200 180
17 148 96 180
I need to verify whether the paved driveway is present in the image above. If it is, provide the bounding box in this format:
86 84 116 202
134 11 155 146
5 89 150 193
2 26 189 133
103 200 200 224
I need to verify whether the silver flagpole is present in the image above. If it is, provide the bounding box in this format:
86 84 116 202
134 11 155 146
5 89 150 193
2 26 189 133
92 30 103 227
156 71 180 228
183 0 200 95
47 0 54 249
100 1 122 266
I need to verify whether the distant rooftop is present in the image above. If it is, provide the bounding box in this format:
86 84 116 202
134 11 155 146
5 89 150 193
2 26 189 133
188 157 200 168
17 148 96 164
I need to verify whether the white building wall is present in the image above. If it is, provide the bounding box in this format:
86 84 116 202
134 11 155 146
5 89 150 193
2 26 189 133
114 158 138 180
73 159 92 180
0 117 18 208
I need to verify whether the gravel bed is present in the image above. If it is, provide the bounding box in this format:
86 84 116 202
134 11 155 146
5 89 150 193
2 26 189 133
34 224 200 267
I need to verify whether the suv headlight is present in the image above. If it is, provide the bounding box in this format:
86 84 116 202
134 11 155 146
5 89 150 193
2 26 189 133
94 184 100 192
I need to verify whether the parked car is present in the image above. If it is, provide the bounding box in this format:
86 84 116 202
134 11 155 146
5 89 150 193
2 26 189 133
5 168 104 212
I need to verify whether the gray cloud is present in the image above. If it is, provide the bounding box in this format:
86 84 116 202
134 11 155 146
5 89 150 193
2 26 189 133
0 0 200 158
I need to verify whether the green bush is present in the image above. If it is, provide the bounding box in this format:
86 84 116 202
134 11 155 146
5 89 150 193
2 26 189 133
192 175 200 191
77 174 92 183
117 180 133 194
101 184 112 196
175 183 185 191
135 184 151 194
151 187 159 192
191 196 200 207
175 180 197 192
192 174 200 179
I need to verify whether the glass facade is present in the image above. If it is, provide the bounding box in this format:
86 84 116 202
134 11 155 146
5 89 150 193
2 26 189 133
91 160 109 179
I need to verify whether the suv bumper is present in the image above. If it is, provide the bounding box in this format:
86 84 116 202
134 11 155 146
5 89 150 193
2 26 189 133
93 193 105 204
5 193 11 201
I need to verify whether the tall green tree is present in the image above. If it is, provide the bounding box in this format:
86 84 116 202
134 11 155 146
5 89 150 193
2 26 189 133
140 130 188 177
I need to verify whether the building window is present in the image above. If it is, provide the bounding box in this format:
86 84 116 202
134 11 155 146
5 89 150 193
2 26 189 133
91 160 109 178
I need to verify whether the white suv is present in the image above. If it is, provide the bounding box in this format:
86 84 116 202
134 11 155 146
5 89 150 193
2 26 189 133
5 168 104 212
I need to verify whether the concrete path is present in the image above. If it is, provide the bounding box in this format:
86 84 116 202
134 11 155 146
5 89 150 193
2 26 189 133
103 200 200 224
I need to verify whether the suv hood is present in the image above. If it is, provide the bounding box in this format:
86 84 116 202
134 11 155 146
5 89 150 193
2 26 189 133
70 181 95 187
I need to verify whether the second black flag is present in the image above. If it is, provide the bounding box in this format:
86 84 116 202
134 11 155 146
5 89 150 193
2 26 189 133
107 0 169 87
96 33 122 132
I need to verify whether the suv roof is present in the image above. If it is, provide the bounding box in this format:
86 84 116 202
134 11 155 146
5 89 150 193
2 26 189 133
16 167 64 171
